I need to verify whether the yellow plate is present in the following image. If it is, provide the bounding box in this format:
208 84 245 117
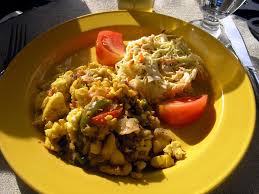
0 11 256 194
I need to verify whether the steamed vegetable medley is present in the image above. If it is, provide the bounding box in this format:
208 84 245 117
34 31 209 178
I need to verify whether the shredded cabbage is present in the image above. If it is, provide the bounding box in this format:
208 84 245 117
116 34 207 102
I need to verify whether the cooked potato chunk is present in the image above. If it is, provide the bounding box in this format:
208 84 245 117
110 148 126 165
154 128 175 141
90 141 102 155
153 138 170 154
152 128 175 154
101 134 116 160
151 154 174 168
135 161 146 171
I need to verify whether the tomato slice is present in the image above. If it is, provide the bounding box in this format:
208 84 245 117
90 107 123 125
96 31 125 66
158 95 208 126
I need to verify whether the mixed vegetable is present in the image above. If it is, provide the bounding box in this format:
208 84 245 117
33 31 210 178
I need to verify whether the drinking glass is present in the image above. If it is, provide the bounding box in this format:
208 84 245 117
118 0 154 12
191 0 246 46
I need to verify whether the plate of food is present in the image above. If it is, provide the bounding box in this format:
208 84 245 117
0 11 255 194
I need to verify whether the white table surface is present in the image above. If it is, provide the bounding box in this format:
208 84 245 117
0 0 259 193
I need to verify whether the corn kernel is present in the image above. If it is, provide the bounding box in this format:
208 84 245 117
105 115 113 121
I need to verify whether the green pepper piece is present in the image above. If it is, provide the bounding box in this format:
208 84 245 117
140 99 150 111
175 56 195 63
80 98 111 129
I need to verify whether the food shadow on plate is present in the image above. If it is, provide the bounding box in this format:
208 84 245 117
82 166 166 185
47 150 166 186
168 94 216 146
51 152 166 185
13 162 165 194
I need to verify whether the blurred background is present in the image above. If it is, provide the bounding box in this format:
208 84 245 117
0 0 258 41
0 0 52 21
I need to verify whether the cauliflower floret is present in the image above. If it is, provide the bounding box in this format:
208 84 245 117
42 92 68 122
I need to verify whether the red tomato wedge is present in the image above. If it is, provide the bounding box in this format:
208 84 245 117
158 95 208 126
90 107 123 125
96 31 125 66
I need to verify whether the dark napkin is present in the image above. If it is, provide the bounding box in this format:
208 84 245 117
234 0 259 41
